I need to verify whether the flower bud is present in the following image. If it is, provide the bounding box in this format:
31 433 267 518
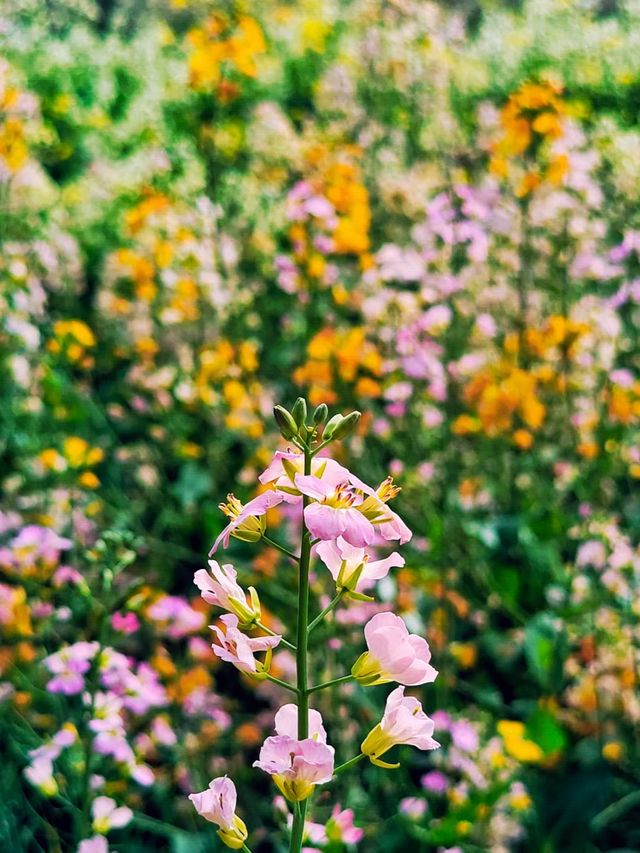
218 814 249 849
273 405 298 440
322 414 343 439
313 403 329 425
330 411 361 440
291 397 308 429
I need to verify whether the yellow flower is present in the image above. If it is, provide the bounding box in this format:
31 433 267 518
497 720 544 763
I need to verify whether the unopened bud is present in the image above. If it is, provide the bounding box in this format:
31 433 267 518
291 397 308 430
323 414 343 440
312 403 329 425
273 405 298 440
330 411 361 441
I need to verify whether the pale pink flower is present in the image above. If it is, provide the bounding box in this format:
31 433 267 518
210 491 285 553
253 735 335 801
421 769 448 793
361 687 439 767
399 797 427 820
211 614 280 675
91 796 133 833
77 837 108 853
147 595 205 638
274 704 327 742
194 560 260 625
259 451 350 502
43 641 99 695
189 776 237 831
24 758 58 796
326 805 364 843
316 537 404 594
295 475 374 547
352 612 438 686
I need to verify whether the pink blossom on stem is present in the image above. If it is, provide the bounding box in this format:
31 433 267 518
210 491 285 553
253 735 335 801
361 686 439 767
194 560 261 625
316 536 404 595
352 612 438 686
211 614 280 676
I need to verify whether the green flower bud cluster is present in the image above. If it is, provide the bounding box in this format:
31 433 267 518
272 398 361 450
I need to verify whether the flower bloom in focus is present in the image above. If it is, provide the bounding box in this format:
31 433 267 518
253 734 335 801
274 703 327 742
316 536 404 596
210 491 285 553
361 687 439 767
295 470 411 547
194 560 261 625
189 776 248 849
352 612 438 686
210 613 280 677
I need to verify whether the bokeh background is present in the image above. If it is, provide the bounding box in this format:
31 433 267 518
1 0 639 851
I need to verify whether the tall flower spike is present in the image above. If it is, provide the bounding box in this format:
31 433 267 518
361 687 439 768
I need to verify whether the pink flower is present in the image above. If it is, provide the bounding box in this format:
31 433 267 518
77 837 108 853
91 796 133 833
361 687 439 767
274 703 327 742
43 641 99 695
326 805 364 843
189 776 248 847
111 612 140 634
399 797 427 820
210 491 285 553
316 537 404 595
352 612 438 686
24 758 58 796
194 560 261 625
259 451 350 502
147 595 205 639
421 770 448 793
253 735 335 801
295 475 374 547
211 614 280 676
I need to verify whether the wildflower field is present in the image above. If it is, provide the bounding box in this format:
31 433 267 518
1 0 640 851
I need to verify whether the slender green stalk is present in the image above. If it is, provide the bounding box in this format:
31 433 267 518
242 844 253 853
262 535 299 563
308 674 354 694
308 590 345 633
333 753 365 775
265 674 298 694
289 445 312 853
256 621 296 652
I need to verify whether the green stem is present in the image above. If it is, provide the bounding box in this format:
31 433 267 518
333 753 366 776
256 621 296 652
308 590 345 633
262 535 299 563
242 845 253 853
265 674 299 694
308 674 354 695
290 446 312 853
